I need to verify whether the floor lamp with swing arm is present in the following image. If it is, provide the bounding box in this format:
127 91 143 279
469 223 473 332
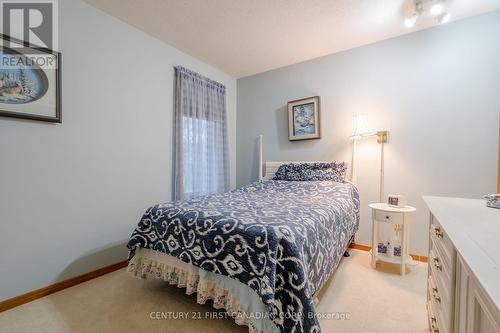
349 114 388 202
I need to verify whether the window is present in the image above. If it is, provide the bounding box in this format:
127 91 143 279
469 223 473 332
182 117 217 198
173 66 229 200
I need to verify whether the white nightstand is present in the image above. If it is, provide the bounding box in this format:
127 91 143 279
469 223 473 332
369 203 416 276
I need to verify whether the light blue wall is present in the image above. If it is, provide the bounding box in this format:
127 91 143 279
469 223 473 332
237 11 500 255
0 0 236 301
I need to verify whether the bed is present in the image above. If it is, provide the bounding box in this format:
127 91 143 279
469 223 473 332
126 160 360 333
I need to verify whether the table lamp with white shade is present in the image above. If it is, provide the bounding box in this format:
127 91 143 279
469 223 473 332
349 115 388 202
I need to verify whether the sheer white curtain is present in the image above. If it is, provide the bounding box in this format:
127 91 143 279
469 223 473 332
173 66 229 200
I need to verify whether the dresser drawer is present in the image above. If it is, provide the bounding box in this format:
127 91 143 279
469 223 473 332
430 236 455 284
429 246 455 332
429 245 454 284
428 300 448 333
374 210 403 224
428 275 453 332
430 217 455 273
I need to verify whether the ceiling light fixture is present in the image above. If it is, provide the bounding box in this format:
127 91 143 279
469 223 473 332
404 0 451 28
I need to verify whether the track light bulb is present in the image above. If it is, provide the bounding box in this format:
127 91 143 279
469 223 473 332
437 12 451 24
430 3 444 16
404 13 418 28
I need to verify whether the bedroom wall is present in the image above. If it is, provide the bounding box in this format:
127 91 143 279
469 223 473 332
0 0 237 300
236 11 500 256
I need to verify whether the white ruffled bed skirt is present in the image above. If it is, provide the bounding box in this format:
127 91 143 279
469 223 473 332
127 248 270 333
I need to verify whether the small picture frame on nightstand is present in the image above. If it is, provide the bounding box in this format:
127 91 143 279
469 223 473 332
388 194 407 208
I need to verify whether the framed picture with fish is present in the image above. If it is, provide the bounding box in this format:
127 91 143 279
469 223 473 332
0 34 61 123
288 96 321 141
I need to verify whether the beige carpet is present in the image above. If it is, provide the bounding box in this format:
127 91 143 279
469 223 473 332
0 250 429 333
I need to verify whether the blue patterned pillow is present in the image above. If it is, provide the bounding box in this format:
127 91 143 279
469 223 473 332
273 162 347 182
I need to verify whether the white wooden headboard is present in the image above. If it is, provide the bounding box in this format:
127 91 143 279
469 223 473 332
262 161 332 180
257 135 352 181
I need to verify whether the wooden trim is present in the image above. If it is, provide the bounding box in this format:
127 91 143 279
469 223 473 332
0 260 127 313
349 242 428 263
410 253 428 263
0 241 428 313
349 243 372 252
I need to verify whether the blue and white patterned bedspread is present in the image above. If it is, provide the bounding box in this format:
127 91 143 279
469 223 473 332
127 180 360 333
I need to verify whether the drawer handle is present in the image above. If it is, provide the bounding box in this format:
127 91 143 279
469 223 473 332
434 227 443 239
385 215 390 219
430 316 439 333
433 257 442 271
432 287 441 303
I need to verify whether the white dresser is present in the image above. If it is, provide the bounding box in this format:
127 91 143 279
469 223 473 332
424 196 500 333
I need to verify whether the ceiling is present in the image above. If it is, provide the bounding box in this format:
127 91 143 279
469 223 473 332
85 0 500 78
